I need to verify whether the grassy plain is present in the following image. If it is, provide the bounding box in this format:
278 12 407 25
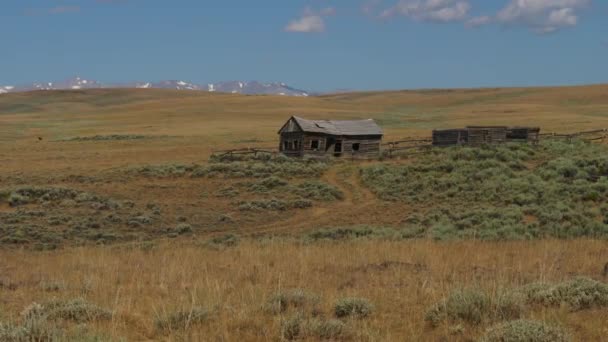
1 85 608 341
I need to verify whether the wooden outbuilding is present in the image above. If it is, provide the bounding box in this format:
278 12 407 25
467 126 508 146
278 116 383 158
433 126 541 146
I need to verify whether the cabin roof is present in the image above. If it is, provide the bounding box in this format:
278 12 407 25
283 116 383 136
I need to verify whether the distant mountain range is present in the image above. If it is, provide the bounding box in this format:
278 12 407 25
0 77 311 97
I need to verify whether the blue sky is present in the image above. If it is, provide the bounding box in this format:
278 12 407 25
1 0 607 91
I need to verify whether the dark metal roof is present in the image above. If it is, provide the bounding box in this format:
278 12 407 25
290 116 383 136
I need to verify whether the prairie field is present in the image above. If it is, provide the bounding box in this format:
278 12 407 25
1 85 608 341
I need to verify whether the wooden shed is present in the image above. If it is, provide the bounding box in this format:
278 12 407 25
432 126 541 146
278 116 383 158
507 127 541 144
466 126 508 146
432 129 469 146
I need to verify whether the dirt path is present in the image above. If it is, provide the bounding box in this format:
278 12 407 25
245 164 380 235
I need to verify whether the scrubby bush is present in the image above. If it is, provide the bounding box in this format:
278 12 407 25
155 307 211 332
305 318 350 340
479 320 571 342
306 226 402 242
266 289 320 315
425 288 524 327
0 318 62 342
281 316 350 341
131 163 199 177
238 198 312 211
175 223 193 235
207 234 239 248
426 289 490 326
361 140 608 240
22 298 112 323
519 277 608 311
248 176 288 193
216 187 240 198
294 181 344 201
193 156 330 179
334 297 373 319
280 314 304 341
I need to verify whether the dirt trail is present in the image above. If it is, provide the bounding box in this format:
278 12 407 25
246 164 380 235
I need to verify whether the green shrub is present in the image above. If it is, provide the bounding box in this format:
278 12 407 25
334 297 373 319
426 289 490 326
216 187 240 198
0 318 62 342
280 315 351 341
280 314 304 341
248 176 288 193
155 307 211 332
176 223 193 235
23 298 112 323
238 198 313 211
306 226 402 242
207 234 239 248
479 320 571 342
519 277 608 311
294 181 344 201
305 318 349 339
266 289 320 315
361 140 608 240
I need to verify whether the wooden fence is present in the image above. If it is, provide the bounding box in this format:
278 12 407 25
212 128 608 160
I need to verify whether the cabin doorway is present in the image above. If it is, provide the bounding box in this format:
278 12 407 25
334 140 343 157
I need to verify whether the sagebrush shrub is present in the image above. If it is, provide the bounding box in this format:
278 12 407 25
155 307 211 332
266 289 320 315
334 297 373 319
23 298 112 323
426 289 490 326
479 320 571 342
519 277 608 311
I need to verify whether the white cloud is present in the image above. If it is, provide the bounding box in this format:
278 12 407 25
465 15 491 28
381 0 471 22
285 7 335 33
497 0 589 34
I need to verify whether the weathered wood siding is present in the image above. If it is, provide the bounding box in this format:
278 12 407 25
340 137 382 158
279 132 304 157
302 134 327 156
433 129 468 146
280 132 381 158
507 127 540 143
467 126 508 146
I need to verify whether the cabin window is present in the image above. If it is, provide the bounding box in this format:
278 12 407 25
352 143 360 152
311 140 319 150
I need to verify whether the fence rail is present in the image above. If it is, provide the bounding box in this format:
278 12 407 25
214 128 608 160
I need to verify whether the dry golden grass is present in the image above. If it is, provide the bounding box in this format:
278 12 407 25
2 240 608 341
2 86 608 340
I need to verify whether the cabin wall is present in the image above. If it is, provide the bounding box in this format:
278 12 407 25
281 132 382 158
279 132 304 157
340 137 382 158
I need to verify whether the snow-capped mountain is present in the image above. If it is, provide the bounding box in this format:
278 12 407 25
0 77 310 96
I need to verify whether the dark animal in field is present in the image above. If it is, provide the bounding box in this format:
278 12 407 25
37 137 43 141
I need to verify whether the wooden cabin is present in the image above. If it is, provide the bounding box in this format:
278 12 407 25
433 126 541 146
278 116 383 158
